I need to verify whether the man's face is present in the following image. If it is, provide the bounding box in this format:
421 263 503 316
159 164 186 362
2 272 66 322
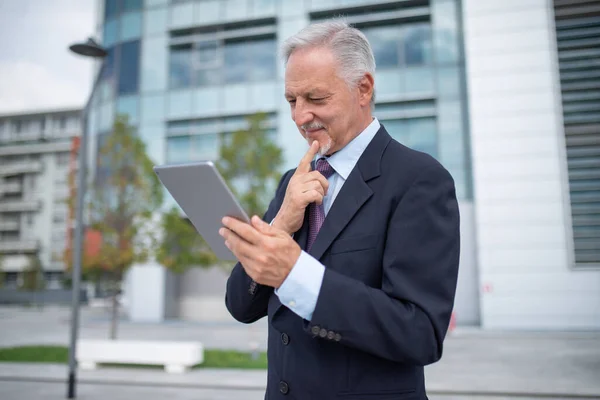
285 46 363 156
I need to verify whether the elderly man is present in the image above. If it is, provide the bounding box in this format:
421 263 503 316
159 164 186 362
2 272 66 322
221 19 460 399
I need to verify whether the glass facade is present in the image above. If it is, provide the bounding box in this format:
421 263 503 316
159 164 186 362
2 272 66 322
93 0 472 202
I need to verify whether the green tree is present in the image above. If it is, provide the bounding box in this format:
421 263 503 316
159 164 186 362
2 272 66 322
72 114 163 339
157 112 284 273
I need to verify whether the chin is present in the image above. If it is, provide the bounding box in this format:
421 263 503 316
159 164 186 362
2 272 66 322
305 136 333 157
318 141 332 156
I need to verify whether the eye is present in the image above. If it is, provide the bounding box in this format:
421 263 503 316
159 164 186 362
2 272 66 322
310 98 325 103
287 99 296 105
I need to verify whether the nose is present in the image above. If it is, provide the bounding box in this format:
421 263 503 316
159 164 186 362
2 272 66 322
292 98 313 128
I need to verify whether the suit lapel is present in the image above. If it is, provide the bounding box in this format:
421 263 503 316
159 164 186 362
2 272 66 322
271 126 391 321
309 126 391 260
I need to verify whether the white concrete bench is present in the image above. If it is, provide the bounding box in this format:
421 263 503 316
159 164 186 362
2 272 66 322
77 339 204 373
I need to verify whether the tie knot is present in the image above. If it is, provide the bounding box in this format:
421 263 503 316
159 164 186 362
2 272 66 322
315 158 335 179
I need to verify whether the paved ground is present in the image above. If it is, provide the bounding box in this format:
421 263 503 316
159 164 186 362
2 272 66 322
1 306 599 399
0 306 269 351
4 380 591 400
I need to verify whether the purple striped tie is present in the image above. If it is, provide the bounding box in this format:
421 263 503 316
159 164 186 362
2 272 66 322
307 158 335 252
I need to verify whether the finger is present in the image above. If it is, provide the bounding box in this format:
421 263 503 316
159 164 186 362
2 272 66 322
251 215 278 236
302 171 330 195
302 181 325 197
221 216 261 245
297 140 320 173
220 227 255 259
302 190 324 206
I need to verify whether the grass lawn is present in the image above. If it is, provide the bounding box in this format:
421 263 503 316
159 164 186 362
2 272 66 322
0 345 267 370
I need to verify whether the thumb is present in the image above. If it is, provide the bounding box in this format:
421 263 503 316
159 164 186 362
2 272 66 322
251 215 276 236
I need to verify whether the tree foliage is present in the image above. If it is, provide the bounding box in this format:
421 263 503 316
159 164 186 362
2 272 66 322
63 115 163 338
157 112 284 272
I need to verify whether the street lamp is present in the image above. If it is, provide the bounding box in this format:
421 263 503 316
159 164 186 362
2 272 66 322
67 37 107 399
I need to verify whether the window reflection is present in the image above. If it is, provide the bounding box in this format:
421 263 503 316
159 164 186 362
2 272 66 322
120 12 142 41
123 0 143 12
364 26 401 68
116 96 139 126
105 0 142 20
381 117 437 158
192 134 219 160
169 37 276 88
103 18 118 48
364 24 432 68
404 24 433 66
250 40 277 81
104 0 118 20
170 47 192 89
166 136 190 163
408 118 437 157
432 0 460 64
118 40 141 94
224 41 247 84
165 114 277 163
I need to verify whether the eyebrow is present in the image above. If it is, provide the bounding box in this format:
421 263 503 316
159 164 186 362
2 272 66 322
285 90 330 99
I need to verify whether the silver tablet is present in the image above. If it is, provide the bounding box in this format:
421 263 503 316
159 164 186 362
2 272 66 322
153 161 249 261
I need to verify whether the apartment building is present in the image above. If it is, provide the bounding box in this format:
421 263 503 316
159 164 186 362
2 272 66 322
0 108 81 289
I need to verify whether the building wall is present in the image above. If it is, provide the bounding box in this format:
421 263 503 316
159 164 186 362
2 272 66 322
0 110 80 287
93 0 482 325
463 0 600 329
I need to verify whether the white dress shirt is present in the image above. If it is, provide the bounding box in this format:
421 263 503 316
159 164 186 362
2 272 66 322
274 118 381 320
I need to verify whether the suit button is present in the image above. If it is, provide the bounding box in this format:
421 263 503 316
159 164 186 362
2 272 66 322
281 333 290 345
319 328 327 338
334 333 342 342
311 326 320 336
327 331 335 340
279 380 289 394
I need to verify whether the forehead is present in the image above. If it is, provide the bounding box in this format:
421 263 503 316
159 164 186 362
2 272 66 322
284 46 340 96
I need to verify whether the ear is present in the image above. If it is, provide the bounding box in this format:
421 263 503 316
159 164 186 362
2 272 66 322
358 73 375 108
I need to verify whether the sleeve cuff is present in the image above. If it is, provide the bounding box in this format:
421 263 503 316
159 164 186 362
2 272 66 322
275 250 325 321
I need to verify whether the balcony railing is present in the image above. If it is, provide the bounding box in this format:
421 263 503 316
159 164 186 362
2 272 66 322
0 220 19 231
0 199 41 212
0 140 72 156
0 239 39 253
0 161 43 176
0 181 22 195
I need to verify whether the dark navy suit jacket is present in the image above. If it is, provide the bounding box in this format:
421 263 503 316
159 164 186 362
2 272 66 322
225 126 460 399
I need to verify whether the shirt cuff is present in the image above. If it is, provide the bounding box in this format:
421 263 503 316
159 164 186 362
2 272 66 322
275 250 325 321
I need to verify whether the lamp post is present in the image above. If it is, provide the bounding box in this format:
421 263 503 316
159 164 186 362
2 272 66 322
67 37 107 399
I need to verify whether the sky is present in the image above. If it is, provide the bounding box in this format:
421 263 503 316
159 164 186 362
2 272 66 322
0 0 96 114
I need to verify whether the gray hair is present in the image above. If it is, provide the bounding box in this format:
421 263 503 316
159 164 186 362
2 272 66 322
281 19 376 108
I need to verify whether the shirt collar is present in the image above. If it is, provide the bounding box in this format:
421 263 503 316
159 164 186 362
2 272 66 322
320 118 380 180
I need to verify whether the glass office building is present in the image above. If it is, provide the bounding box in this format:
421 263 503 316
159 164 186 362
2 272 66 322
91 0 600 329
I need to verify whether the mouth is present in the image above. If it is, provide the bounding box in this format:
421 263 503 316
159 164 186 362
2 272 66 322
304 127 325 137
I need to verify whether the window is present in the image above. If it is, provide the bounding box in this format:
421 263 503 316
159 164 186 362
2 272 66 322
363 23 432 68
118 41 141 94
104 0 142 20
120 12 142 41
165 114 277 163
382 117 437 158
56 152 70 166
103 18 119 47
168 26 277 88
170 47 192 89
553 3 600 267
101 40 141 95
